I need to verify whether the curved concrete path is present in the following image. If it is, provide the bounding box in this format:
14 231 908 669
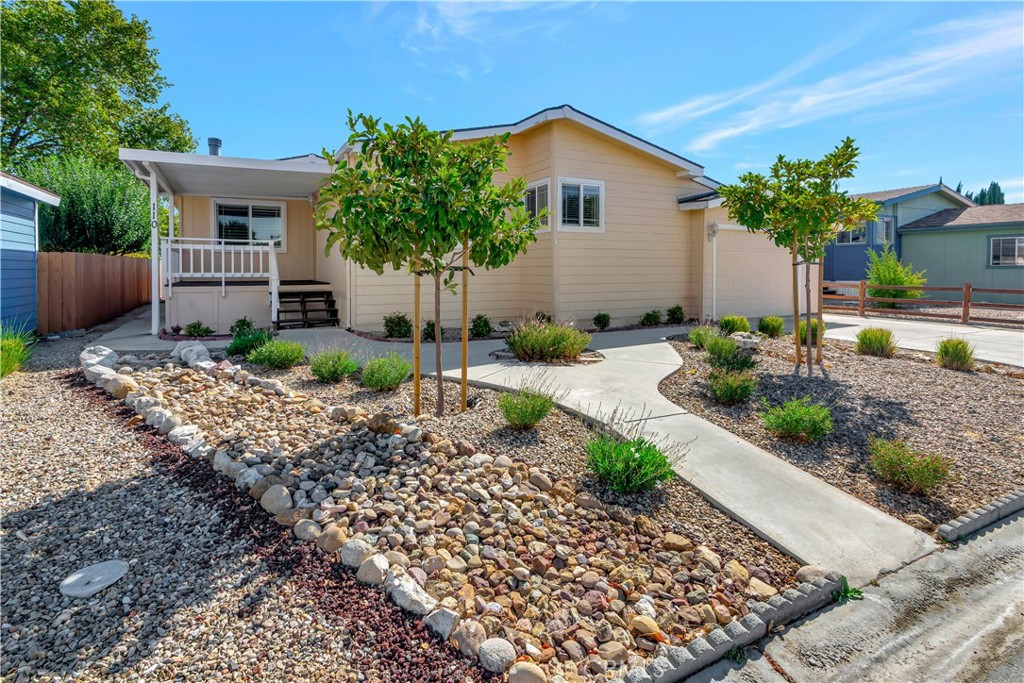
284 325 936 585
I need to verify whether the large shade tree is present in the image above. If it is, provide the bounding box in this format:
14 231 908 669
316 112 541 415
1 0 195 169
719 138 878 374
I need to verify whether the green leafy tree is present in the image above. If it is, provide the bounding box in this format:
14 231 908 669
21 155 150 254
719 138 878 374
956 180 1005 206
1 0 195 169
316 112 542 415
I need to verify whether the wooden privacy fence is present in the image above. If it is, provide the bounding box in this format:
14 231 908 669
37 252 151 334
823 280 1024 326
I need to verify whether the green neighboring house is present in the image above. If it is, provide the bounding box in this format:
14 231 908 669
899 203 1024 304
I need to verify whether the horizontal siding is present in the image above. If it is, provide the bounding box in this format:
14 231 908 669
0 213 37 251
1 188 35 220
0 247 36 330
901 228 1024 304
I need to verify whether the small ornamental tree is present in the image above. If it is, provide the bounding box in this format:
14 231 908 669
719 138 878 374
316 112 541 415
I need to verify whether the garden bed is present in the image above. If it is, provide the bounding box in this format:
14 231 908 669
659 336 1024 526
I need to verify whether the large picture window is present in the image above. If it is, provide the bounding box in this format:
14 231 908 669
990 236 1024 266
558 177 604 232
214 199 286 250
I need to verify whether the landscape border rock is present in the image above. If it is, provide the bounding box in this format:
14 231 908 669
937 488 1024 542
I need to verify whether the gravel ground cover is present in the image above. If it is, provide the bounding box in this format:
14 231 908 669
659 336 1024 526
0 340 488 683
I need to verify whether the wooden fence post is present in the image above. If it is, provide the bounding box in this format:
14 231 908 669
962 282 972 323
858 280 866 317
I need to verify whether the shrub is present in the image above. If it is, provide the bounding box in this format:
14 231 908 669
184 321 214 338
382 312 413 339
761 397 834 442
718 315 751 335
593 312 611 330
505 322 591 362
704 336 757 372
708 369 757 404
639 310 663 327
869 437 951 495
226 329 272 356
310 349 359 382
0 326 34 378
666 305 686 325
230 316 256 337
795 319 825 346
758 316 785 338
470 314 493 339
855 327 896 358
498 386 555 429
586 436 675 493
422 319 444 342
866 245 927 307
361 352 413 390
247 340 305 369
936 337 974 371
534 311 553 323
688 326 721 349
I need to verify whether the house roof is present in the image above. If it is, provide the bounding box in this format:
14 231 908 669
119 148 329 198
0 171 60 206
900 203 1024 231
852 183 975 208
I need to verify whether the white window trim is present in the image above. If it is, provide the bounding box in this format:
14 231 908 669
211 198 288 253
835 221 868 246
525 177 551 233
990 236 1024 267
874 216 895 245
557 177 605 233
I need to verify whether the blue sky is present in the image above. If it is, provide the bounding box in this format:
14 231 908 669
120 1 1024 200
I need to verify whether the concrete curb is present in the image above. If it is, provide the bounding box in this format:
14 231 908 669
617 572 844 683
937 488 1024 542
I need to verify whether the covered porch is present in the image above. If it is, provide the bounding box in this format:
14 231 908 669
119 148 334 334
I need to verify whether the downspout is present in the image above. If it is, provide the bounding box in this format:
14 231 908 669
146 163 159 335
708 221 719 321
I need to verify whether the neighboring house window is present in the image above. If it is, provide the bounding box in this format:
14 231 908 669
559 177 604 232
990 236 1024 266
524 178 550 231
214 199 287 250
836 222 867 244
875 217 895 245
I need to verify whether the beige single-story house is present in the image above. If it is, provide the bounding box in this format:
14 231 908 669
120 105 807 336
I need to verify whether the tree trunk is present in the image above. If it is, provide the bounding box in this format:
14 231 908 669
791 243 802 364
803 237 813 376
433 273 444 417
816 259 824 364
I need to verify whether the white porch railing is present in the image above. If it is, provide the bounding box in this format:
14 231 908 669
160 237 280 321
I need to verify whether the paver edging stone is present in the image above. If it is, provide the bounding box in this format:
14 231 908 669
937 489 1024 542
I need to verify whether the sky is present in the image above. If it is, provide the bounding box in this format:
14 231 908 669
119 0 1024 200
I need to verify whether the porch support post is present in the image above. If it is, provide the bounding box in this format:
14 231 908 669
149 167 159 335
168 194 175 239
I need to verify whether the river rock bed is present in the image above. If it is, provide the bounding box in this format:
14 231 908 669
79 342 798 682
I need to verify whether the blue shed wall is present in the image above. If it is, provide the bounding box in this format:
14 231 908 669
1 187 39 331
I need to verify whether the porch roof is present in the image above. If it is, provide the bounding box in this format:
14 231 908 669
119 148 329 199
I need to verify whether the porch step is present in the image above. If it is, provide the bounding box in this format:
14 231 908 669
274 289 340 331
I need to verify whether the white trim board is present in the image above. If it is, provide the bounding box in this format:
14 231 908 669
0 173 60 206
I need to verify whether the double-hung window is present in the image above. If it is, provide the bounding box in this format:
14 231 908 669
990 236 1024 266
559 177 604 232
524 178 550 231
875 217 895 245
836 222 867 244
214 199 287 250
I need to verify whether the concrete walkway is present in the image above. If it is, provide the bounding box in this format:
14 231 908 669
95 305 229 351
823 313 1024 367
283 325 936 585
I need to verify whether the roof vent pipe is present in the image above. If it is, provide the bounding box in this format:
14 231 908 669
208 137 222 156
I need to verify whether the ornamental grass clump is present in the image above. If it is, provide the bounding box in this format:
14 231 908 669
688 326 721 349
704 336 757 372
310 349 359 382
226 329 272 357
758 316 785 338
761 396 834 442
0 326 33 378
247 340 306 369
718 315 751 335
505 322 591 362
361 352 413 391
498 386 555 429
708 369 757 404
855 327 897 358
586 435 675 493
796 319 825 346
869 437 951 495
936 337 974 371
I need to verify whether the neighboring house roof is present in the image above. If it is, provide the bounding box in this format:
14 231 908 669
0 171 60 206
900 203 1024 231
852 183 976 208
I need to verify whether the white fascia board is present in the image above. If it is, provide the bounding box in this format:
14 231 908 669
119 148 330 175
0 175 60 206
678 197 725 211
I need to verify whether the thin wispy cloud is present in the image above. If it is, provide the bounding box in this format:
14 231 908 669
638 10 1023 154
